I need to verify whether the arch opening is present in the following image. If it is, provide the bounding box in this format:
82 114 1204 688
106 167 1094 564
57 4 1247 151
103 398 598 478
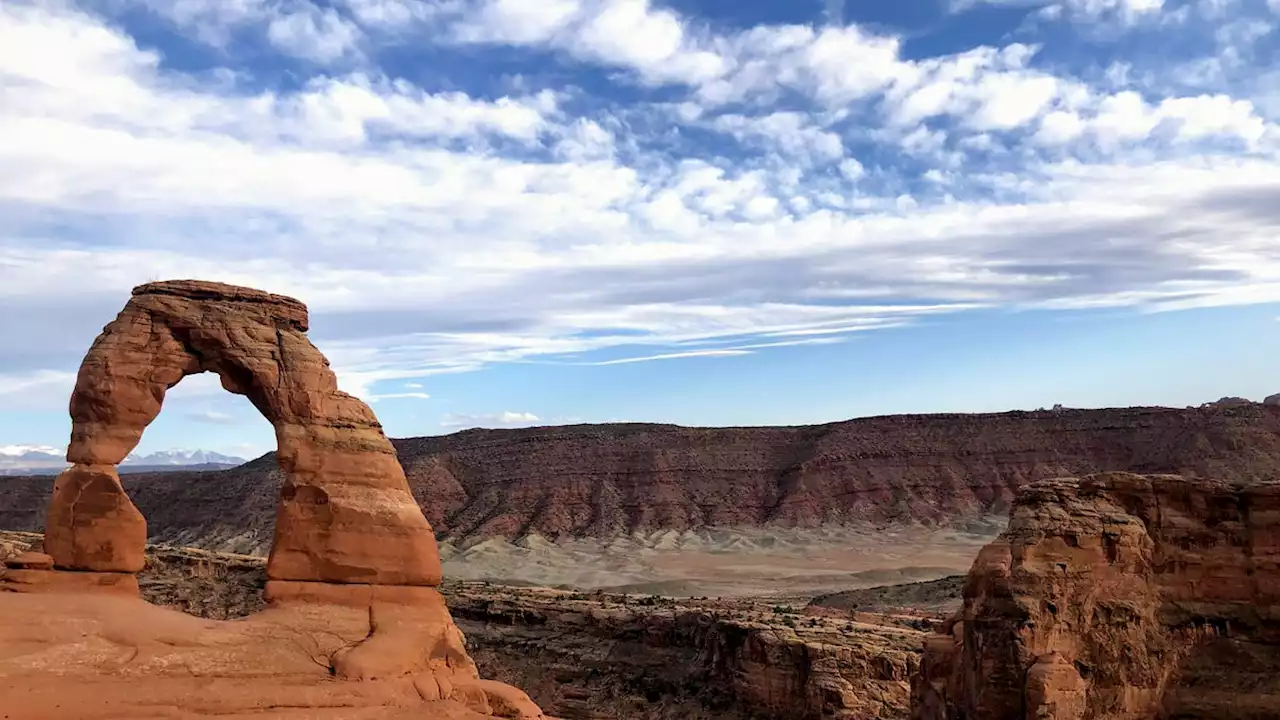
125 371 275 470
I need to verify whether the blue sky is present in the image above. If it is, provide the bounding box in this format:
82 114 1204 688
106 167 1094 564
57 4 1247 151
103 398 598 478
1 0 1279 459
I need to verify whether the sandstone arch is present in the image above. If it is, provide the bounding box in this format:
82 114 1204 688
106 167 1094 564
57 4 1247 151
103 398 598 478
44 279 440 585
4 280 546 719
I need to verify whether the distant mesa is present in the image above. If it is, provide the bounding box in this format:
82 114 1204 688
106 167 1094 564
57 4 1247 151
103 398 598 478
0 279 545 719
7 400 1280 552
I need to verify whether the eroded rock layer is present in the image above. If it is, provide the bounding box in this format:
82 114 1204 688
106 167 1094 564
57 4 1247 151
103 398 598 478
7 405 1280 552
910 472 1280 720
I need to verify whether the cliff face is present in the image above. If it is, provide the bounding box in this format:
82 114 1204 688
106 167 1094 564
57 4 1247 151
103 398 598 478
446 585 922 720
910 472 1280 720
4 405 1280 548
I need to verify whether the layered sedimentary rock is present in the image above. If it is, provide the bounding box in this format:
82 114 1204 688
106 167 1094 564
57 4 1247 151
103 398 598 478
1 280 545 720
911 472 1280 720
45 279 439 585
7 405 1280 552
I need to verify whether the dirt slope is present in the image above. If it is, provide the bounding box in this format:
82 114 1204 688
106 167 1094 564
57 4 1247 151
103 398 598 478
4 404 1280 549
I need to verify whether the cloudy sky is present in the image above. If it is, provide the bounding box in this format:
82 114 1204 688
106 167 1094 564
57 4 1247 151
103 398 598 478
2 0 1279 459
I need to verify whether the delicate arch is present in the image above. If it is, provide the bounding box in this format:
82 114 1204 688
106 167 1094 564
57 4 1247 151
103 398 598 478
44 280 441 586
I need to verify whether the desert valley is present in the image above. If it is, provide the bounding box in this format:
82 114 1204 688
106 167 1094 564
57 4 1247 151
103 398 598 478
2 280 1280 719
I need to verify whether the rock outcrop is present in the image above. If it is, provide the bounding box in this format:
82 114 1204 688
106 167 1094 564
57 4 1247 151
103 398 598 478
7 404 1280 552
45 279 439 585
449 586 923 720
1 280 545 720
910 472 1280 720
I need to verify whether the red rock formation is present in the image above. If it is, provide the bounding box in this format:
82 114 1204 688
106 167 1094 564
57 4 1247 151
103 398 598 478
1 280 546 720
910 472 1280 720
45 279 439 585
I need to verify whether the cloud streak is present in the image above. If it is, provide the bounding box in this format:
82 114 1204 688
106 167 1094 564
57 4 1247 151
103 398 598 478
0 0 1277 412
439 411 543 429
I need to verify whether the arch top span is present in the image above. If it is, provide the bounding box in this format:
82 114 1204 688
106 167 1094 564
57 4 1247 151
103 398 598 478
45 279 442 587
132 279 310 330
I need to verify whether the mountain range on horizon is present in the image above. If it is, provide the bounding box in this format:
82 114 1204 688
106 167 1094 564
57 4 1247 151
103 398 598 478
0 446 249 475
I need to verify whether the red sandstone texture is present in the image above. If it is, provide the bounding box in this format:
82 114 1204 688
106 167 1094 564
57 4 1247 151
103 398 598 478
46 279 439 585
910 472 1280 720
0 280 545 720
6 404 1280 550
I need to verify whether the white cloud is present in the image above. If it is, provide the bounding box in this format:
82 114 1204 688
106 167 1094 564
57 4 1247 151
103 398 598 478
710 112 844 166
0 444 61 456
454 0 726 85
266 5 363 63
953 0 1165 23
440 411 542 428
341 0 448 27
1035 110 1085 144
588 349 752 365
1027 90 1269 149
124 0 366 62
824 0 845 25
0 0 1279 418
185 410 241 424
130 0 269 47
367 391 432 402
0 370 77 411
884 44 1072 132
454 0 583 44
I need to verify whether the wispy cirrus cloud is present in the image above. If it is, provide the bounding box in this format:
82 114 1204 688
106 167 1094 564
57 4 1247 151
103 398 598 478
439 411 543 429
0 0 1278 416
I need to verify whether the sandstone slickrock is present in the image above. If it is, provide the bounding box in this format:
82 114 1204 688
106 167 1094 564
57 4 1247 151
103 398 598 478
7 405 1280 553
0 280 547 720
910 472 1280 720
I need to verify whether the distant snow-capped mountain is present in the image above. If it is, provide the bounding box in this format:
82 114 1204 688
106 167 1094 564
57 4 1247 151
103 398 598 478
0 445 65 472
121 449 248 466
0 446 247 475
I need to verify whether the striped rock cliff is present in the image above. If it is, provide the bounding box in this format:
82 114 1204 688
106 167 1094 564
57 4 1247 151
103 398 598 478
911 472 1280 720
7 406 1280 551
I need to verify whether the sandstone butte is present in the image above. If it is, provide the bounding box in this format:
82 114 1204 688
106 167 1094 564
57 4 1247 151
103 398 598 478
0 280 549 720
910 471 1280 720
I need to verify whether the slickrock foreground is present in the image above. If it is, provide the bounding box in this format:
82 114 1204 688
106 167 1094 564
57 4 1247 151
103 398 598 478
0 280 545 719
2 531 933 720
911 472 1280 720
